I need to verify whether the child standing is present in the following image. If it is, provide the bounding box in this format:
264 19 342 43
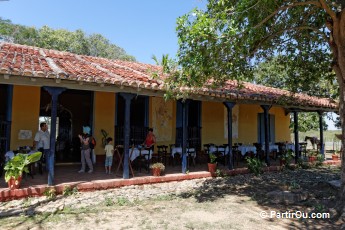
104 137 114 174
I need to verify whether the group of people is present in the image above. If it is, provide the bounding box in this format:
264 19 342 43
102 127 156 174
33 123 156 182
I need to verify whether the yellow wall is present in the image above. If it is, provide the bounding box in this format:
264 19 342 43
201 103 291 146
237 104 261 144
10 85 41 150
93 91 115 155
151 97 176 147
270 106 291 142
201 101 225 145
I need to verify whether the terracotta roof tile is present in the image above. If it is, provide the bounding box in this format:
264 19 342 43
0 42 338 110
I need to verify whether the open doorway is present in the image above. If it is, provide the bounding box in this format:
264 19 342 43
40 88 93 162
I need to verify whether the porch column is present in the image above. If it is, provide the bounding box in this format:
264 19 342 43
43 86 66 186
120 93 135 179
318 111 324 155
293 111 299 163
223 102 236 170
261 105 271 166
181 99 190 174
5 85 13 152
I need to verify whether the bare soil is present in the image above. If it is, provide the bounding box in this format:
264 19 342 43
0 165 341 230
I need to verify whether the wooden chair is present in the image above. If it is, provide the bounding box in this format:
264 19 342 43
170 144 181 166
253 143 264 160
186 145 196 167
157 145 169 166
115 145 134 177
137 145 154 173
231 145 242 166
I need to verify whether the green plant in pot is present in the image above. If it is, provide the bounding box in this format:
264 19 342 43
4 151 42 189
279 149 295 166
208 154 217 176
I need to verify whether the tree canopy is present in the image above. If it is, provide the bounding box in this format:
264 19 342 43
0 17 135 61
176 1 337 93
175 0 345 219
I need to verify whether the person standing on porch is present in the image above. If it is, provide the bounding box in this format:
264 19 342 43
33 122 50 172
78 126 93 173
104 137 114 174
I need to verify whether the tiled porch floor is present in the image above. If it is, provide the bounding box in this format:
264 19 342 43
0 156 340 201
0 158 284 191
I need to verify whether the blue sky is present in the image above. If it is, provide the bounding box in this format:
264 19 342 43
0 0 339 130
0 0 205 64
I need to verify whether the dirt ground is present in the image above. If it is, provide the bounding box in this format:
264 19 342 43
0 165 341 230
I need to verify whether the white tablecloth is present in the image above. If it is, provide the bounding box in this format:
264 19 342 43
238 145 257 156
285 143 305 151
237 144 279 156
209 146 229 155
171 147 196 158
268 144 279 153
129 148 152 161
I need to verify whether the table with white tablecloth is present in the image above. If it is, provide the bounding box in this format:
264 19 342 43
171 147 196 158
237 144 279 156
209 146 229 155
238 145 257 156
129 148 152 161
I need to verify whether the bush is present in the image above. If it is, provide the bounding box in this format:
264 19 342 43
246 157 265 176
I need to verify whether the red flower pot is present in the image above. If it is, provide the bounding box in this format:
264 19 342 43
208 163 217 177
332 155 339 161
8 176 22 190
308 156 316 163
152 168 161 176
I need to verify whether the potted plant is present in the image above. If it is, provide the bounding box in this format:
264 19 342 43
4 151 42 190
307 150 318 163
208 154 217 176
150 162 165 176
332 151 340 161
279 149 295 166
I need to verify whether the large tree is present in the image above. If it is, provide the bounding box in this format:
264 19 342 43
0 18 135 61
175 0 345 220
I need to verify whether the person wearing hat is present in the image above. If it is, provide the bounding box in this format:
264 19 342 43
77 126 93 173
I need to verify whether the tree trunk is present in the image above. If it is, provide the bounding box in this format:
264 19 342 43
331 11 345 222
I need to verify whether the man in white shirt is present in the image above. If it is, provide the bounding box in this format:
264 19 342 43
33 122 51 180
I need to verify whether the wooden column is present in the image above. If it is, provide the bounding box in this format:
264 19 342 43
318 111 324 155
261 105 271 166
293 111 299 163
223 102 236 170
43 86 66 186
119 93 135 179
181 100 190 174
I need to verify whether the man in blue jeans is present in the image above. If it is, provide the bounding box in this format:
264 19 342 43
33 122 53 185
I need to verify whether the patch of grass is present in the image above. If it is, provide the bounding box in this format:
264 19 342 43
43 188 56 199
104 197 114 206
22 197 32 208
115 196 131 206
185 222 195 229
153 194 174 201
62 185 78 196
314 204 326 213
289 181 301 190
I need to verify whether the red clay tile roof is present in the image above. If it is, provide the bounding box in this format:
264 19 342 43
0 42 338 110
